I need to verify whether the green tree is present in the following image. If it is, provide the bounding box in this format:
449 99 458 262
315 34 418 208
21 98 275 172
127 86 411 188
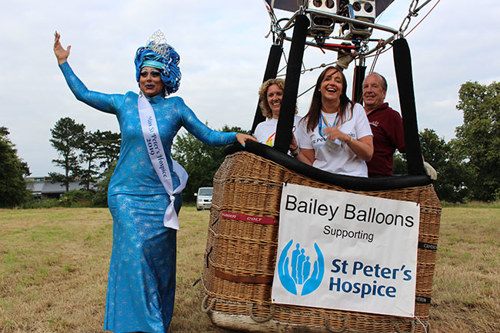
0 127 31 207
172 125 247 202
79 131 101 191
78 129 121 192
393 152 407 175
455 81 500 201
391 129 473 202
90 131 121 207
419 129 472 202
95 130 121 171
49 117 85 192
91 160 117 207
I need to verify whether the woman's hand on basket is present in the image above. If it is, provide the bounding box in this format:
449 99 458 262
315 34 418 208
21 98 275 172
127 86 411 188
236 133 257 147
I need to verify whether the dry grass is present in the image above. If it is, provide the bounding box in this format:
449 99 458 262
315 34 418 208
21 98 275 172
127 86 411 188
429 207 499 332
0 208 111 332
0 205 498 332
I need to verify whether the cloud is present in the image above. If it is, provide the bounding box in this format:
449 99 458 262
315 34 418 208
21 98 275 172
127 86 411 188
1 0 498 175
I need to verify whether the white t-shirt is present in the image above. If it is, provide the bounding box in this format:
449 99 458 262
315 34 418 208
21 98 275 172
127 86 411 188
254 115 302 149
295 103 372 177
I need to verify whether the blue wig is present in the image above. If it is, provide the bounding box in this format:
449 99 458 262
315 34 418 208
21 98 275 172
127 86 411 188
134 42 181 95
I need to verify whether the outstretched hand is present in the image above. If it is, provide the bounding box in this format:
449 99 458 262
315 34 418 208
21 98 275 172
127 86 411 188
53 31 71 65
236 133 257 148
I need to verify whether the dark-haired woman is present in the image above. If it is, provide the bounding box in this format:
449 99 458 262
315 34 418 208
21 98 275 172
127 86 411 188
295 67 373 176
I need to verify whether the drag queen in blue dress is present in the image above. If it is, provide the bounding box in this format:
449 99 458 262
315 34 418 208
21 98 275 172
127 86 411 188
54 31 255 333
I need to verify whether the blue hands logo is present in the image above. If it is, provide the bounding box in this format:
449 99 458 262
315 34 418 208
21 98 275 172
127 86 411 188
277 240 324 296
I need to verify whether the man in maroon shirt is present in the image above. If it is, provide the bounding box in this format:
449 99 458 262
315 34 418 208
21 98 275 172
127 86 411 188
362 73 405 177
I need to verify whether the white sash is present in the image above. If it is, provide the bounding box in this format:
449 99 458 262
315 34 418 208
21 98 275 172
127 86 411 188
138 95 189 230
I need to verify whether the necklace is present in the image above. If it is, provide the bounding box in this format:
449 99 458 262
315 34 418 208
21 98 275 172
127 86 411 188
319 111 340 138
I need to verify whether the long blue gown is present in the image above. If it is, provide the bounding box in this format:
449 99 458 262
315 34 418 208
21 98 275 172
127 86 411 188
59 62 237 332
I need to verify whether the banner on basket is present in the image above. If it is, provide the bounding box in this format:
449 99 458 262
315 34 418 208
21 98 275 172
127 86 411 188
271 183 420 318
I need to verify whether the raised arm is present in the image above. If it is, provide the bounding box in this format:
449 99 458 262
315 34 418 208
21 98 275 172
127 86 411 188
54 32 123 114
54 31 70 65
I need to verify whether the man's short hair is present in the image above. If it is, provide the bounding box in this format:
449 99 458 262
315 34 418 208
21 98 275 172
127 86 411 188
370 72 388 92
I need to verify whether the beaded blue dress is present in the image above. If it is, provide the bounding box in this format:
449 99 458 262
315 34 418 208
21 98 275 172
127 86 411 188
59 62 237 332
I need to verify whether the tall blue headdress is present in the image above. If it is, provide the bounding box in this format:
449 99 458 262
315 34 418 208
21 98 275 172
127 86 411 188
134 30 181 95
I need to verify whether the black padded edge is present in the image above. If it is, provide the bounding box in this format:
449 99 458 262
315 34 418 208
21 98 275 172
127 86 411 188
251 44 283 134
225 142 431 192
393 38 425 175
274 14 309 153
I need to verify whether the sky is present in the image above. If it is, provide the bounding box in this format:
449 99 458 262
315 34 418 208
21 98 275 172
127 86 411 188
1 0 499 177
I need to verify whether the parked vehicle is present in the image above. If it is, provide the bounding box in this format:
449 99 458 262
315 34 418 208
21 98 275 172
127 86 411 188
195 187 213 210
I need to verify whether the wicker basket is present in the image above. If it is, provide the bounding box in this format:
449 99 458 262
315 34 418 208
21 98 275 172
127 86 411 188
201 151 441 333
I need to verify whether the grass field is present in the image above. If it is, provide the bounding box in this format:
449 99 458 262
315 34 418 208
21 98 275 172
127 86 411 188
0 205 498 332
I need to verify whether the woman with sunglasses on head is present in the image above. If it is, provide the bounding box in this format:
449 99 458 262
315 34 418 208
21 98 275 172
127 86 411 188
54 31 255 333
295 66 373 177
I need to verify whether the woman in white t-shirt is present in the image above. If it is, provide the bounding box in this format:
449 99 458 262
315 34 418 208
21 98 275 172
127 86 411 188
253 78 302 156
295 67 373 177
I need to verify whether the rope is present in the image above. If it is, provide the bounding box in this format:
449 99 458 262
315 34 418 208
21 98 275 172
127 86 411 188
277 50 288 76
297 84 317 98
295 61 335 99
405 0 441 37
248 303 275 323
394 319 416 333
200 294 216 313
200 293 424 332
400 0 439 35
415 316 430 333
368 40 385 74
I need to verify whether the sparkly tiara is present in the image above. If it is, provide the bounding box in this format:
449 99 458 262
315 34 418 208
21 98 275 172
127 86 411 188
134 30 181 95
144 30 172 59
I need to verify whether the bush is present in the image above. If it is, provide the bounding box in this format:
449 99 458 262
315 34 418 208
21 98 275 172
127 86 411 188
19 198 61 209
59 190 94 207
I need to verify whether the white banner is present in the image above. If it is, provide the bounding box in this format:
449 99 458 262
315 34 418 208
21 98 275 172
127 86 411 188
271 183 420 317
138 95 188 230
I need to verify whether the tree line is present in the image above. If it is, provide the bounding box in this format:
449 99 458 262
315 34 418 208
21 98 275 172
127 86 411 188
402 81 498 202
48 117 121 193
0 81 498 208
0 127 31 207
